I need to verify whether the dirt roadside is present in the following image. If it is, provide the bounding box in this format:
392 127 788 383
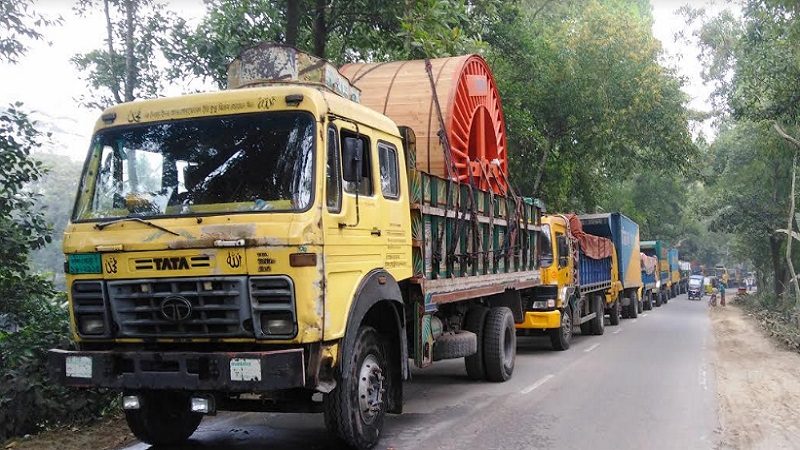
711 297 800 449
3 416 134 450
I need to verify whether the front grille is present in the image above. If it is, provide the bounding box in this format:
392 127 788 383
72 281 112 338
108 277 250 338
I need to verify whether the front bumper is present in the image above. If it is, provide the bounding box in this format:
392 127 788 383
516 310 561 330
48 348 305 392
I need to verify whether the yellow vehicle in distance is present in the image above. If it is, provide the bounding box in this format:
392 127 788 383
517 214 624 350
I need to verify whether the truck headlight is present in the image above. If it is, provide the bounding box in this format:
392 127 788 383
260 312 295 335
78 315 106 335
531 299 556 309
656 280 661 289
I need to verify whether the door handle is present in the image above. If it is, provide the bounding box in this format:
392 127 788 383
371 228 382 237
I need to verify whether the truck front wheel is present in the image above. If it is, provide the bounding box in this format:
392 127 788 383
324 325 388 450
608 300 620 326
655 291 663 307
627 292 639 319
123 391 202 446
550 305 572 351
483 307 516 382
643 292 653 310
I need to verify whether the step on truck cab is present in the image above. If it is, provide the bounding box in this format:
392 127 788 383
47 45 543 449
641 240 670 305
516 214 622 350
579 213 644 317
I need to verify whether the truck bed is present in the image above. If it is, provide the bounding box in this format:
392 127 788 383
579 250 613 294
408 163 542 308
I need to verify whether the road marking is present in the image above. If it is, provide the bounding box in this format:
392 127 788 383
613 329 622 334
631 319 638 323
521 374 554 394
584 343 600 353
699 367 708 391
642 313 649 317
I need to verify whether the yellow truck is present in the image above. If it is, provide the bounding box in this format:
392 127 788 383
47 45 543 449
517 214 623 350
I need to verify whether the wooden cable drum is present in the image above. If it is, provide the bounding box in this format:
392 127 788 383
340 55 508 194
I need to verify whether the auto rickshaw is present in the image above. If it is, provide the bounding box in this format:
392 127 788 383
688 275 704 301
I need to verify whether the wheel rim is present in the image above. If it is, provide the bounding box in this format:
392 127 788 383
562 309 572 341
357 354 384 425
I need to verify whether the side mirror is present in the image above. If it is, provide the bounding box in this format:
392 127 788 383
342 137 363 183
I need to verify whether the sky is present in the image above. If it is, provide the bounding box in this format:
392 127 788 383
1 0 732 161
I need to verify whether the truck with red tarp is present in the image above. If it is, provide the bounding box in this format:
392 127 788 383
517 214 623 350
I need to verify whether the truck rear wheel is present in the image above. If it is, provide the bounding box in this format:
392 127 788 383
636 294 643 314
655 291 663 307
663 291 669 304
608 300 620 326
464 306 489 380
123 391 202 446
590 295 605 335
549 305 572 351
627 292 639 319
643 292 653 310
483 307 516 382
324 325 388 450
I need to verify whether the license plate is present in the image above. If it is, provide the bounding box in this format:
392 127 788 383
65 356 92 379
230 358 262 382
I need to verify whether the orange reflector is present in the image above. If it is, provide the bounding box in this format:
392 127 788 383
290 253 317 267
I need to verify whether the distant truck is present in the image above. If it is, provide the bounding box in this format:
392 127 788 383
579 213 643 318
517 214 622 350
640 240 670 305
640 252 662 308
668 248 685 296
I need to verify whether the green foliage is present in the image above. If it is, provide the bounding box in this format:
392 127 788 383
0 108 113 441
0 0 61 64
72 0 172 107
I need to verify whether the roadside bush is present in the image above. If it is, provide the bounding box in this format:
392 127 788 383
0 278 116 443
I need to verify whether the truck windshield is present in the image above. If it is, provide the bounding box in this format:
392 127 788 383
73 111 315 221
540 224 553 268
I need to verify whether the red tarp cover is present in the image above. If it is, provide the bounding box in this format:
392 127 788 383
641 253 657 274
566 214 614 260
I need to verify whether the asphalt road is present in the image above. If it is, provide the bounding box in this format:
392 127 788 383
125 293 718 450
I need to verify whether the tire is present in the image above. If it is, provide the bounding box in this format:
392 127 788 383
636 294 643 314
549 305 572 351
627 291 638 319
432 331 477 361
123 391 202 446
608 300 620 326
655 291 663 307
324 326 388 450
463 306 489 380
580 296 593 335
663 291 669 305
483 307 516 382
590 295 605 335
643 292 653 311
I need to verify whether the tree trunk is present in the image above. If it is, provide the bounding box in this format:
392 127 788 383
532 140 552 195
285 0 299 46
103 0 123 104
771 233 786 296
785 154 800 301
312 0 326 58
123 0 137 102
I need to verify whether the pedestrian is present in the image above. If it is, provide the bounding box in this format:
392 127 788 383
719 279 727 306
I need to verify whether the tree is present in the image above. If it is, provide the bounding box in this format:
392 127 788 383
488 0 696 210
72 0 173 107
0 0 61 64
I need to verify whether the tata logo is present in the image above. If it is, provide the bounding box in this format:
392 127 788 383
160 296 192 322
153 256 190 271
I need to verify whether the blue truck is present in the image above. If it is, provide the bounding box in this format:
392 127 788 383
579 213 643 318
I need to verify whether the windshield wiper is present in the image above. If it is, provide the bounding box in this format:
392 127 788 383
94 217 180 236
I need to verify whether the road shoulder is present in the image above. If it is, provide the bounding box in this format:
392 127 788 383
711 299 800 449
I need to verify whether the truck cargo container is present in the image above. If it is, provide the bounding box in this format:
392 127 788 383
668 248 684 295
516 214 622 350
641 240 670 305
48 45 543 449
578 213 642 318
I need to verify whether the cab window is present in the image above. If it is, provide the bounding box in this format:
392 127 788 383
326 125 342 212
540 224 553 268
556 233 569 268
378 142 399 199
341 129 372 196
